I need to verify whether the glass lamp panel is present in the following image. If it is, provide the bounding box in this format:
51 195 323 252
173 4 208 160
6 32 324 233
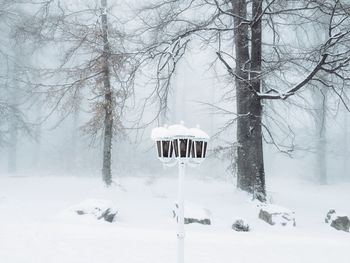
162 140 173 157
173 139 179 157
203 142 207 158
180 139 188 158
174 138 193 158
187 139 192 157
191 141 195 158
195 141 203 158
156 141 162 158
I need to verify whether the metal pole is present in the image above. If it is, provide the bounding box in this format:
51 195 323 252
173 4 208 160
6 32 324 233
177 161 185 263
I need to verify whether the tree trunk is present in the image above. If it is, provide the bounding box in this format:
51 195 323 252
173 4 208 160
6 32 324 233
232 0 266 201
70 101 80 172
314 87 327 185
343 108 348 181
101 0 113 186
8 59 19 175
8 111 18 174
33 98 42 169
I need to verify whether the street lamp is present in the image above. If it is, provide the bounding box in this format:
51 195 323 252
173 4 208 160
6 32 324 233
151 126 173 163
151 122 209 263
168 123 194 160
189 126 209 164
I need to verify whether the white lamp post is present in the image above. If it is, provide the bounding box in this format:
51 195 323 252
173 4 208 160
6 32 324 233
151 122 209 263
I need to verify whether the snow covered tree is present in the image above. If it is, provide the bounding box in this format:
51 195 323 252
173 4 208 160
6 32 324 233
137 0 350 201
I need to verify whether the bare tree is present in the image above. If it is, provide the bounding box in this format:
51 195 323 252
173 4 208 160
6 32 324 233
0 1 33 155
18 0 138 185
137 0 350 201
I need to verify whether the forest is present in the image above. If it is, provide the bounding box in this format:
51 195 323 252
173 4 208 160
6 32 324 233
0 1 350 263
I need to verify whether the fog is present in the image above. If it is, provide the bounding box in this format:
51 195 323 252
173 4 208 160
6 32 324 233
1 42 349 185
2 1 350 263
0 0 349 188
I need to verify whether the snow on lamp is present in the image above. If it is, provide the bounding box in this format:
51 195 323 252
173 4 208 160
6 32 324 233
151 126 174 163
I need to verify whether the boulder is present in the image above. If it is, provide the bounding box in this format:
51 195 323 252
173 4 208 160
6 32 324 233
232 219 250 232
173 202 211 225
325 209 350 232
258 204 296 227
98 208 118 223
185 218 211 225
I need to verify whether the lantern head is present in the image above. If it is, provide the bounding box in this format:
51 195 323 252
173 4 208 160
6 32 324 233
168 124 194 161
189 126 209 163
151 126 174 163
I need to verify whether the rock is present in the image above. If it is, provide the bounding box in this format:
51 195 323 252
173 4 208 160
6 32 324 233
173 202 211 225
325 210 350 232
232 219 250 232
325 209 336 223
72 199 118 223
185 218 211 225
258 204 296 227
98 208 118 223
76 206 101 216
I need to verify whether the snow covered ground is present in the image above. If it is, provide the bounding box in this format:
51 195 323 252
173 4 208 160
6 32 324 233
0 174 349 263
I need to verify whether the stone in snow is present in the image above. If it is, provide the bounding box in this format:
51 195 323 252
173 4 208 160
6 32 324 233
232 219 250 232
98 208 117 223
325 209 350 232
73 199 118 223
172 202 211 225
185 218 211 225
258 204 296 227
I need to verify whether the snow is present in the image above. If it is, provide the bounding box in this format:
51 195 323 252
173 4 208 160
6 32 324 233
189 127 209 140
259 203 294 214
63 198 118 221
152 124 209 140
151 126 172 140
168 124 194 137
176 201 211 221
0 175 349 263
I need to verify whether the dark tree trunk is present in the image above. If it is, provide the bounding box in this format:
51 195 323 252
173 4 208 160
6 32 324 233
343 109 348 181
70 100 80 172
101 0 113 186
232 0 266 201
8 111 18 174
8 59 19 175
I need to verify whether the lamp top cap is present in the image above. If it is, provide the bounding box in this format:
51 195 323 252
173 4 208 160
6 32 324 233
189 127 209 140
168 123 194 138
151 126 172 140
